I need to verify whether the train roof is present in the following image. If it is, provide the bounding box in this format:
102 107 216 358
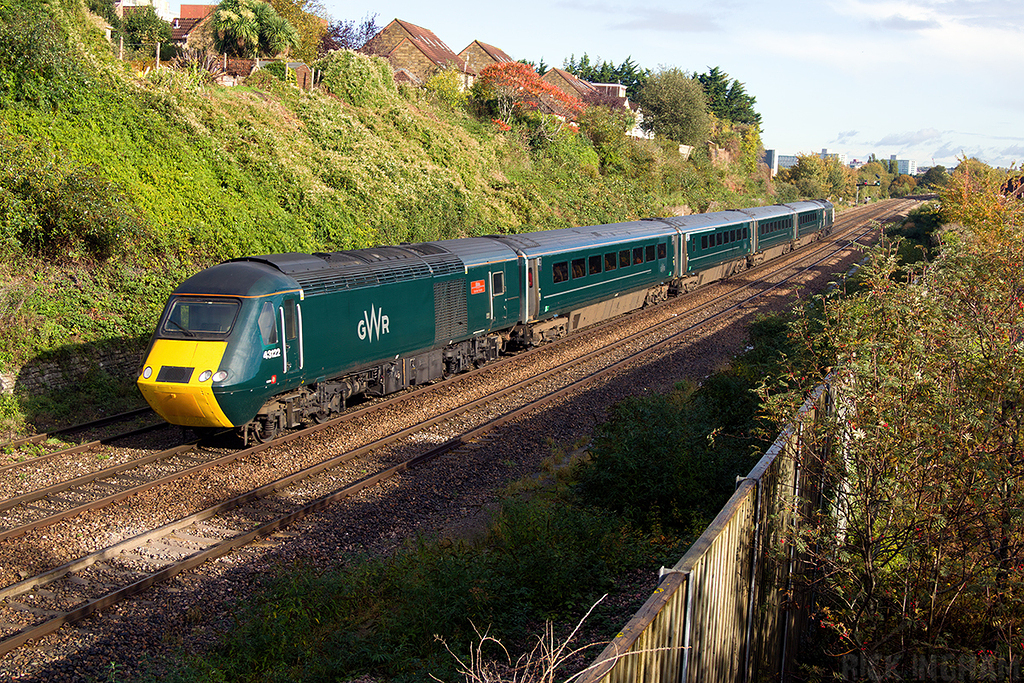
782 199 834 212
733 205 796 222
418 237 521 268
660 210 754 234
174 260 299 298
487 220 680 258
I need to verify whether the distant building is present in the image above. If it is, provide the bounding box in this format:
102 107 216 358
892 155 917 176
778 154 799 170
821 148 848 166
115 0 174 22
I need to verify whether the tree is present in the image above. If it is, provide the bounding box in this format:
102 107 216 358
577 105 635 174
919 165 948 189
120 6 172 50
696 67 761 126
210 0 299 59
889 174 917 196
473 61 583 125
777 154 852 199
320 12 378 54
563 53 649 101
636 67 711 147
265 0 328 64
781 195 1024 674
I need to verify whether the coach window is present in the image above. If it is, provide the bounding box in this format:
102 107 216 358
492 271 505 296
589 254 602 275
553 261 568 283
743 227 749 239
605 252 617 271
283 299 297 340
701 235 708 250
258 301 278 345
620 249 630 268
572 258 586 279
645 245 656 262
716 232 723 246
658 243 667 259
633 247 643 265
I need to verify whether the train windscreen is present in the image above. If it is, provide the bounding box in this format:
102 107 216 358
161 298 240 340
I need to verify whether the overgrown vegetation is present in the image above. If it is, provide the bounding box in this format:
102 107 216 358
766 162 1024 678
577 315 806 536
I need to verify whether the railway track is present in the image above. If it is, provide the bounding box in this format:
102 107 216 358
0 408 159 456
0 199 915 661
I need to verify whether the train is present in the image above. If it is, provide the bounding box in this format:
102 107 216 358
137 200 834 442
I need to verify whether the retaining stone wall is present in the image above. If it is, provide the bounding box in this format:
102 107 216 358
2 343 145 397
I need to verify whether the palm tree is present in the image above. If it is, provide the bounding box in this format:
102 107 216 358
211 0 298 59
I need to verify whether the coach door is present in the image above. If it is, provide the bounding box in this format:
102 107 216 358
489 269 507 325
526 258 540 322
278 296 304 374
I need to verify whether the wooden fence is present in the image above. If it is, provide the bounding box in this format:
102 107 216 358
577 382 834 683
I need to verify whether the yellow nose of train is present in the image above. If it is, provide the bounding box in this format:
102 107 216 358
137 339 234 428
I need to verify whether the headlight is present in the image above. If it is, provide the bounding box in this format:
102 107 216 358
212 371 228 382
198 370 213 382
142 366 153 379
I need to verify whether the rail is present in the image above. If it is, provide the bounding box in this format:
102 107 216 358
578 379 835 683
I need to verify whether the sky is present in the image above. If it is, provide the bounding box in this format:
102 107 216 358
189 0 1024 170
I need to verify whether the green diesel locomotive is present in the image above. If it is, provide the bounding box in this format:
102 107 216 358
137 201 833 442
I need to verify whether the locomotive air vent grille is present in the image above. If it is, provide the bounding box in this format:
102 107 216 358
292 268 379 294
372 262 433 285
434 280 467 344
157 366 194 383
421 254 464 276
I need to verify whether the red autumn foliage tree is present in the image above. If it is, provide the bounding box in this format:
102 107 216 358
473 62 585 124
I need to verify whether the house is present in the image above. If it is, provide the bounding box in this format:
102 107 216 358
458 40 513 75
170 5 216 50
541 67 598 101
542 69 652 139
114 0 174 21
359 19 473 87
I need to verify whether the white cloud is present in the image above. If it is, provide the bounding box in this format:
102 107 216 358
877 129 945 146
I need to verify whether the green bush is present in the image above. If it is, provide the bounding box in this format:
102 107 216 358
577 315 804 533
0 138 144 263
259 60 288 81
423 68 466 110
313 49 397 108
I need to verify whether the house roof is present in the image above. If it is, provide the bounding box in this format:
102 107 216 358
170 16 201 41
367 19 470 74
542 68 598 99
464 40 513 64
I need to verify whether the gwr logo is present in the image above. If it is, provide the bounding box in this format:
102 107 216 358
357 305 390 342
